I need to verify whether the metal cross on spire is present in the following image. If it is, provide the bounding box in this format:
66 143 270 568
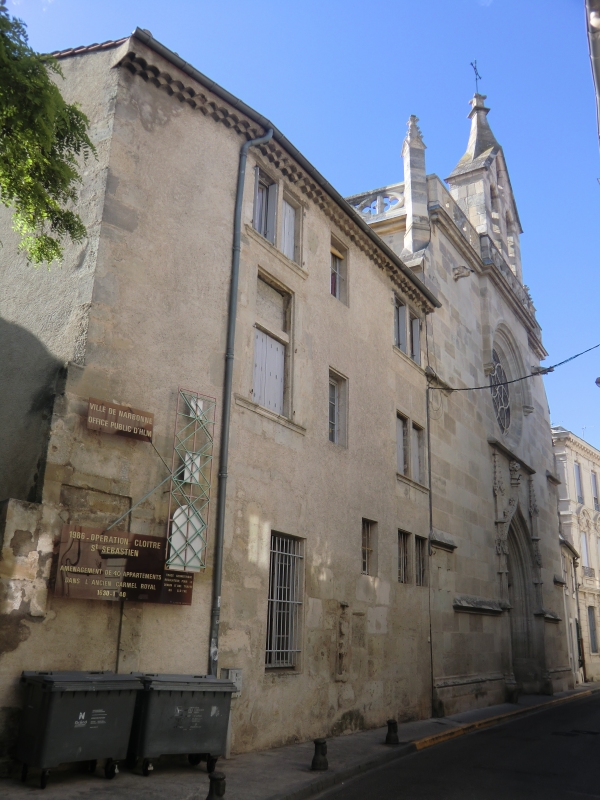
470 60 482 93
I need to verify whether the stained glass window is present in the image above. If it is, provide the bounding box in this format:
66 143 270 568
490 349 511 433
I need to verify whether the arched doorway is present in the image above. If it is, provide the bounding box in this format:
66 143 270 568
507 512 539 689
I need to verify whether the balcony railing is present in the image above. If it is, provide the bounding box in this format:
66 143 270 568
346 183 405 222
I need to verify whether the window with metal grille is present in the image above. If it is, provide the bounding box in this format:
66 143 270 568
415 536 427 586
575 462 584 504
592 472 600 512
265 533 303 669
167 390 215 572
589 606 598 654
398 530 410 583
361 519 375 575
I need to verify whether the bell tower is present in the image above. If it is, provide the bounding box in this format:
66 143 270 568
446 94 523 282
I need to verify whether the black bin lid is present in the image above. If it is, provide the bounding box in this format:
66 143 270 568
21 671 142 692
132 673 237 692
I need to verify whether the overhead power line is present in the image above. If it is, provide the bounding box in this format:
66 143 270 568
428 343 600 393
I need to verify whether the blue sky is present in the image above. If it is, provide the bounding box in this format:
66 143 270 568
9 0 600 447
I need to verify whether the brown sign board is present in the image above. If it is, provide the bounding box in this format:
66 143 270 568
55 526 193 605
87 398 154 442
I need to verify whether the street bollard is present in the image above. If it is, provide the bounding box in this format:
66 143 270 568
385 719 400 745
206 771 226 799
311 738 328 771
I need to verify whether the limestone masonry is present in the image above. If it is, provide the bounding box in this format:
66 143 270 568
0 29 573 770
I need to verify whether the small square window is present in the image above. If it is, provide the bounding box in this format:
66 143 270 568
330 239 348 304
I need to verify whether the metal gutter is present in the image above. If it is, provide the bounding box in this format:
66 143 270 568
131 28 440 310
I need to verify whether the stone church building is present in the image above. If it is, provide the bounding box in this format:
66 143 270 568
0 29 571 768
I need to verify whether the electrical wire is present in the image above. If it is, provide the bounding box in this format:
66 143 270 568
428 343 600 393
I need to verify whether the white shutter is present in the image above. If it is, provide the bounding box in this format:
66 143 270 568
411 316 421 364
411 425 421 483
266 183 277 243
396 416 406 474
253 329 268 407
253 329 285 415
282 200 296 261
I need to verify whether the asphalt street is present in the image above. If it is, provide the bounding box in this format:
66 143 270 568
320 693 600 800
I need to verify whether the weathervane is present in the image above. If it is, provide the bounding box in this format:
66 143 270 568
470 60 482 93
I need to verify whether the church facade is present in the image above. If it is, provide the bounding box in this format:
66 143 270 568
0 30 572 769
348 97 572 712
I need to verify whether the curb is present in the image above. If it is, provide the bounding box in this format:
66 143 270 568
262 687 600 800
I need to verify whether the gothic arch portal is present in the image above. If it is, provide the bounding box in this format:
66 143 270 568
507 509 541 688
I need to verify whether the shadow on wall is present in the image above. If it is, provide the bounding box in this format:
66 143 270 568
0 318 64 504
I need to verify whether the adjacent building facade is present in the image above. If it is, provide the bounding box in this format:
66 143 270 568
553 426 600 681
0 29 573 769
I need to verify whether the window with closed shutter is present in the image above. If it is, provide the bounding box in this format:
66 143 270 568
282 200 296 261
253 329 285 415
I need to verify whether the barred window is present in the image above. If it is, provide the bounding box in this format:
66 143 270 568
265 533 303 669
398 530 410 583
415 536 427 586
361 519 373 575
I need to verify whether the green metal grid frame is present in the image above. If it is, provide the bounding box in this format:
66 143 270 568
166 389 216 572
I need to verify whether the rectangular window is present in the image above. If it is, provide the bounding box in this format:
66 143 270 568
394 298 407 353
415 536 427 586
592 472 599 512
265 533 303 668
281 199 297 262
253 329 285 415
411 423 424 484
328 370 347 446
398 530 410 583
410 313 421 365
575 462 584 504
581 531 590 568
253 168 277 243
329 379 339 443
330 240 347 303
396 413 408 475
589 606 598 654
361 519 376 576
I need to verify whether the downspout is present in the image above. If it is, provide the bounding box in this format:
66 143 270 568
208 128 274 676
426 384 436 714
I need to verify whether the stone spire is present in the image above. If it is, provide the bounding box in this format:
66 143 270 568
450 94 500 175
402 115 430 254
446 95 523 283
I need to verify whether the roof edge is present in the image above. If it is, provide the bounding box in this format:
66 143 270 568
130 28 440 309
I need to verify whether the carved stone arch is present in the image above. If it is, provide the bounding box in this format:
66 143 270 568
507 508 541 688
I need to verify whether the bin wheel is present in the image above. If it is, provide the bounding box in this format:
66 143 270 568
40 769 50 789
142 759 153 777
20 764 28 783
88 759 97 774
104 759 117 780
207 756 218 774
188 753 202 766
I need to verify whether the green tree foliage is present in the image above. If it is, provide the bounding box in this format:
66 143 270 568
0 0 95 264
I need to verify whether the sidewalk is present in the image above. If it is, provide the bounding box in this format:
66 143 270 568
1 685 597 799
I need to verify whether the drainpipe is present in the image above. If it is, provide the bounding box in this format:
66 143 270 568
208 128 274 677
